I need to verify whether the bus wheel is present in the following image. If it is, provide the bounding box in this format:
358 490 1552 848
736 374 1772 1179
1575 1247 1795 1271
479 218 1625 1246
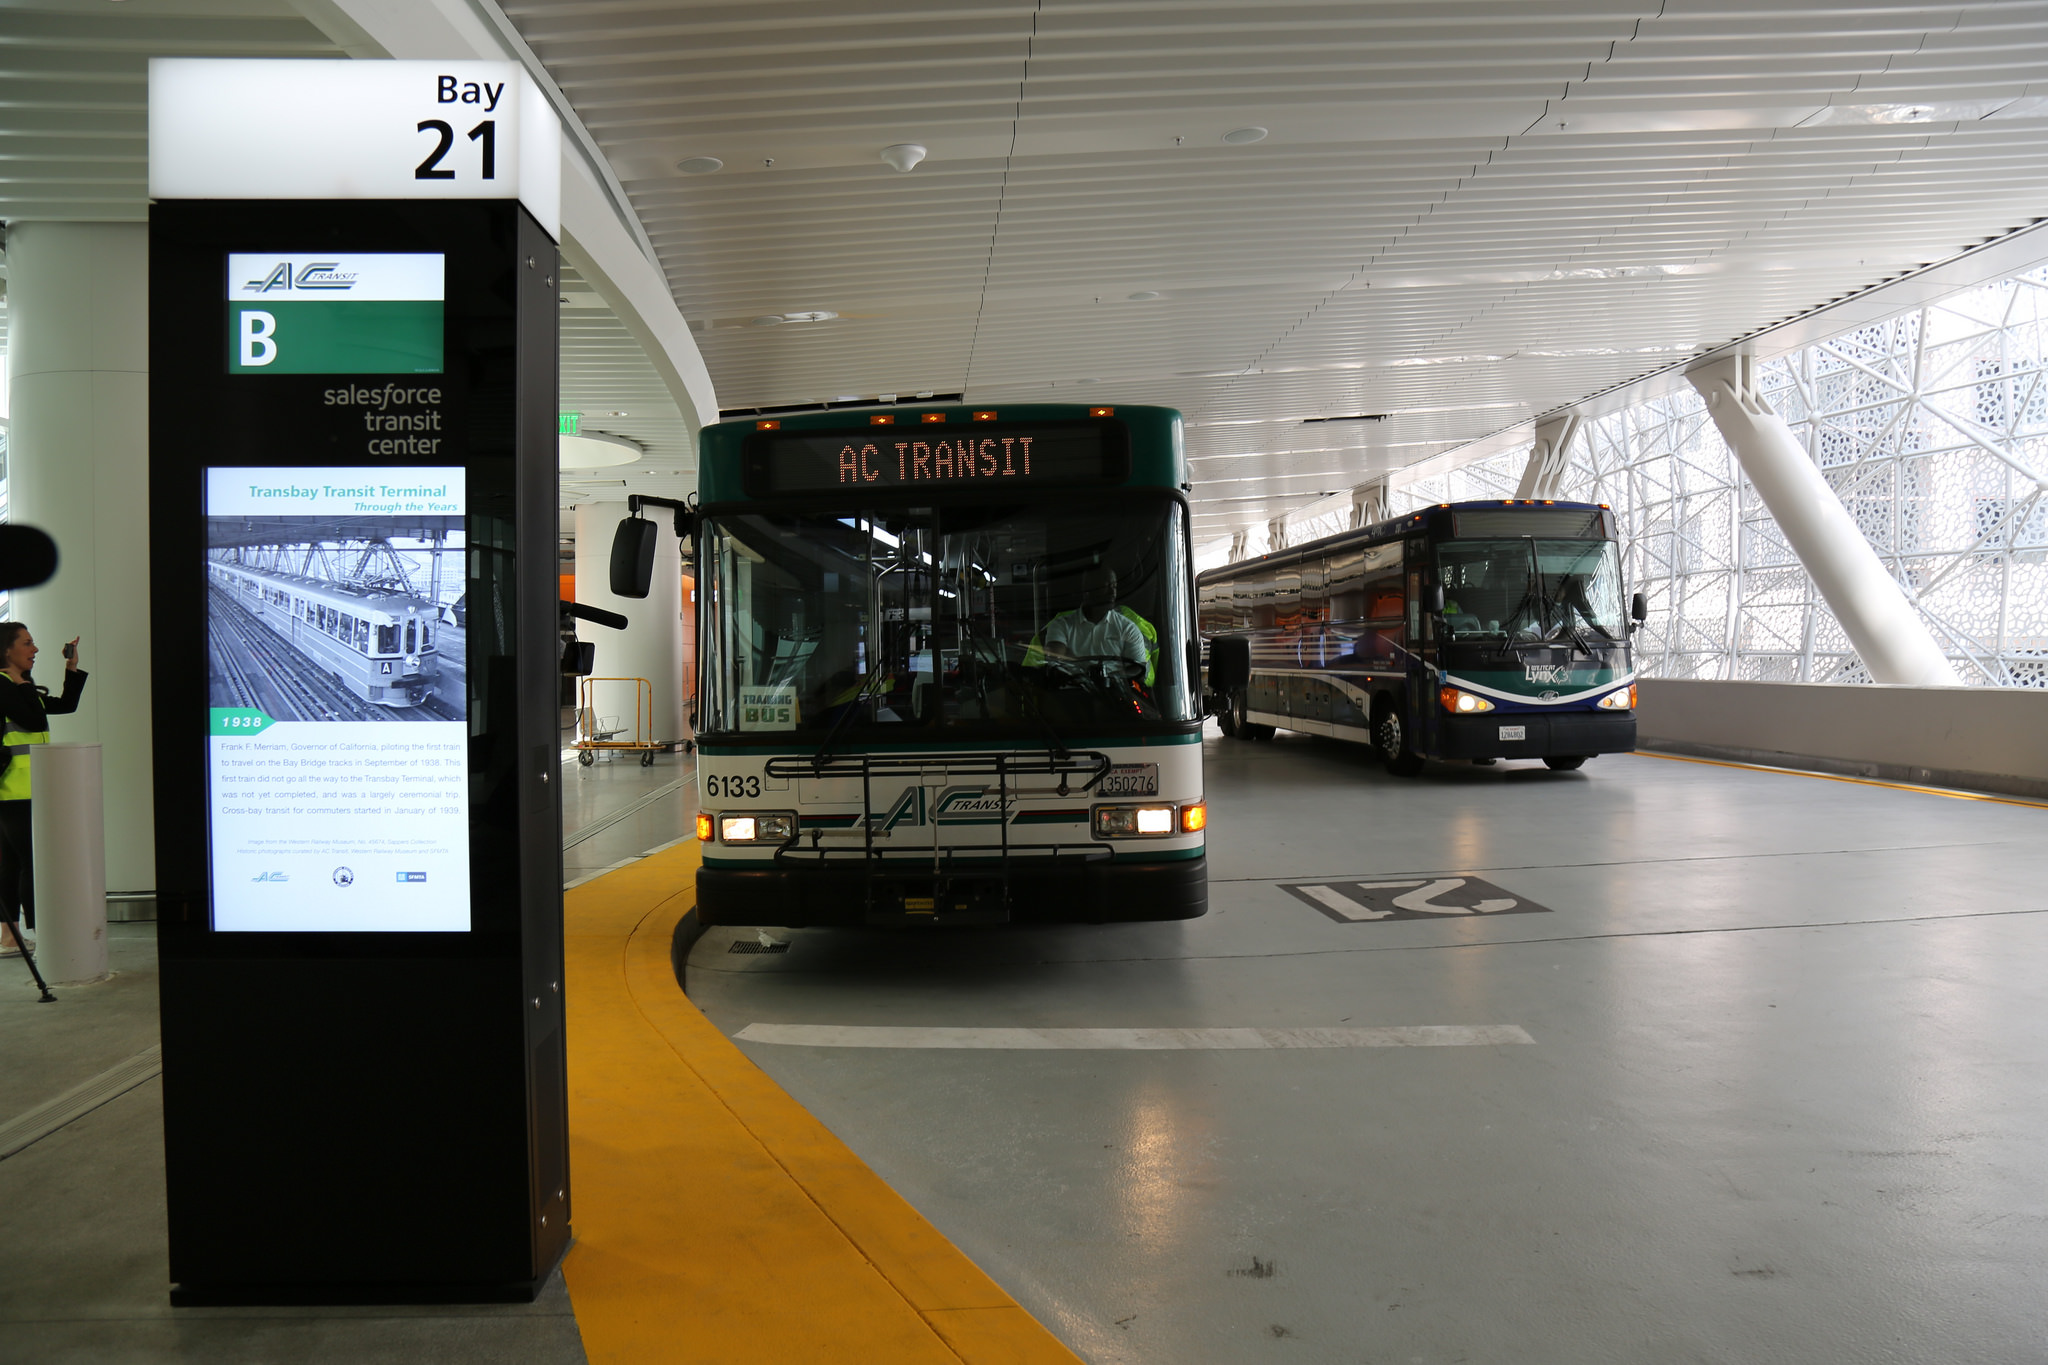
1543 755 1588 771
1228 687 1258 742
1215 695 1240 739
1374 705 1424 776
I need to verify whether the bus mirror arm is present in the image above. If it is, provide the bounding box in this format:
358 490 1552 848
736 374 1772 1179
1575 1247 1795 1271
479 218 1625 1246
562 601 628 631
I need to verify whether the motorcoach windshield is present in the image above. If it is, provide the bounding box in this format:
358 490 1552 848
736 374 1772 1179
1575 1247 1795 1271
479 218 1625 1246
1438 538 1627 650
702 498 1195 738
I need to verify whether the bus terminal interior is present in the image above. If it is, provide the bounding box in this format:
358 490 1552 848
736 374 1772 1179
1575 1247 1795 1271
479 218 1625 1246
6 4 2048 1363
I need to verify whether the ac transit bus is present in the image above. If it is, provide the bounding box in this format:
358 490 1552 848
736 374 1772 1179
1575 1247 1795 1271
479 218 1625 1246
690 403 1207 927
1199 499 1644 774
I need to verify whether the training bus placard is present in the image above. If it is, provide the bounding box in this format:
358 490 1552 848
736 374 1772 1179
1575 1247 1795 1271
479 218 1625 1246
204 466 470 932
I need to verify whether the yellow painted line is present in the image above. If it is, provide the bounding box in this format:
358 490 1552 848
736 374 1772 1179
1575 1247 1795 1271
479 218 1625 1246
561 841 1082 1365
1629 749 2048 810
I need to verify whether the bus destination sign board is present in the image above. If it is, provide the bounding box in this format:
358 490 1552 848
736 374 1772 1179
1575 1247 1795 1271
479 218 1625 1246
744 421 1128 495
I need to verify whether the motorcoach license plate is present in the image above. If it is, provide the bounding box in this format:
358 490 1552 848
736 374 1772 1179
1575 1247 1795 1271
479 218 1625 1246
1098 763 1160 796
1498 725 1526 741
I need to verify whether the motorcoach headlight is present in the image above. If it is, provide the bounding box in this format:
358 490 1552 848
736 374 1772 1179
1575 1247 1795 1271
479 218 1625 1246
1439 687 1495 714
1093 804 1178 838
719 812 796 844
1597 684 1637 711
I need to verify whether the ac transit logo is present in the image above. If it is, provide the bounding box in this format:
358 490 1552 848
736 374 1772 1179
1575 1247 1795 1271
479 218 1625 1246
1524 662 1570 685
241 261 360 294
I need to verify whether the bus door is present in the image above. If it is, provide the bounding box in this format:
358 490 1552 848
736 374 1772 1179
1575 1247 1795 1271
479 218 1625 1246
1298 558 1330 725
1405 539 1431 748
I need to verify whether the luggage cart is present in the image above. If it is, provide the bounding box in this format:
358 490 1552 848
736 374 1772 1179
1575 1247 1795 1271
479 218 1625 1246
574 677 661 767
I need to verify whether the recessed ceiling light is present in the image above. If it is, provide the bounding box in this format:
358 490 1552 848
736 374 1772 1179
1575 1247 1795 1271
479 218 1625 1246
677 156 724 174
1222 126 1268 144
1127 291 1161 301
880 143 927 172
782 310 837 323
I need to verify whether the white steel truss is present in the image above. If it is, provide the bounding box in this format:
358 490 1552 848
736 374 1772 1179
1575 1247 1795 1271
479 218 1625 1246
1380 266 2048 689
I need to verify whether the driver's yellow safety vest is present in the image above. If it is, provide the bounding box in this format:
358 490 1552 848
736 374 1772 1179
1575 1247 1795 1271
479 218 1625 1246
1023 606 1158 686
0 722 49 801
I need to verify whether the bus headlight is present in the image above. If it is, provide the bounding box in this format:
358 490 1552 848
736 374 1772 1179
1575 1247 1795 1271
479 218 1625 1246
1597 684 1637 710
719 812 796 844
1093 804 1177 838
1439 687 1495 714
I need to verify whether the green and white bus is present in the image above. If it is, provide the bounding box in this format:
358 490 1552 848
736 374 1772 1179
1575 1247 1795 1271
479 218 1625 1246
1200 499 1644 773
690 403 1207 927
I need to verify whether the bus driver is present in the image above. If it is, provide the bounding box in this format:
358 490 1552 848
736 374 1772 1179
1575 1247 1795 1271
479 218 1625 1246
1041 568 1148 677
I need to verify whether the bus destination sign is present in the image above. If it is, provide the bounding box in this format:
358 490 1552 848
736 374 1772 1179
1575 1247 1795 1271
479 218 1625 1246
744 421 1128 495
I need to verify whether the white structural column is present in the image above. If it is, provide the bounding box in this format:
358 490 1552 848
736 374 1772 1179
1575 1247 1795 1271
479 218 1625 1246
1351 479 1389 528
1515 413 1581 500
6 223 155 892
1687 355 1959 686
572 502 687 743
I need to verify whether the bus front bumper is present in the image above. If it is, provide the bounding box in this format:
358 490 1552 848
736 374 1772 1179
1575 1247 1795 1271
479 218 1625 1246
698 853 1208 928
1436 710 1636 760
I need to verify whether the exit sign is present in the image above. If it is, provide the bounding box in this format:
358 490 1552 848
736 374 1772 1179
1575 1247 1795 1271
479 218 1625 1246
560 412 581 435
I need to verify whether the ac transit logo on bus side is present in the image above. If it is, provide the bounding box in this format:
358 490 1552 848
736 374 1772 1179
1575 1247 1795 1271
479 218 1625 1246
241 262 362 294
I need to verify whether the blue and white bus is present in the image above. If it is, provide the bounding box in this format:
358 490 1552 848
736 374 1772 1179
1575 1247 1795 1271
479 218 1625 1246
1199 499 1644 773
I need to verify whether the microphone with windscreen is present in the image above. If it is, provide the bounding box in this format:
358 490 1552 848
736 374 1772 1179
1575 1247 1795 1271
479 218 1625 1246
0 526 58 590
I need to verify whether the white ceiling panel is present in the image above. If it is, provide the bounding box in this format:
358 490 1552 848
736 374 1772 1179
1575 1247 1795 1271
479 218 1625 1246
500 0 2048 541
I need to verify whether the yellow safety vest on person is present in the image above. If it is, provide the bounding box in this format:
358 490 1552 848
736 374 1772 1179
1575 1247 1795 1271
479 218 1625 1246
0 722 49 802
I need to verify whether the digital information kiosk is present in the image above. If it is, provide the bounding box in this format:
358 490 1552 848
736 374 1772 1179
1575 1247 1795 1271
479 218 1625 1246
148 59 568 1303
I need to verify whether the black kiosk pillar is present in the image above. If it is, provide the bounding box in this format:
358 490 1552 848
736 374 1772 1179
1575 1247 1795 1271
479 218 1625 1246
147 59 568 1303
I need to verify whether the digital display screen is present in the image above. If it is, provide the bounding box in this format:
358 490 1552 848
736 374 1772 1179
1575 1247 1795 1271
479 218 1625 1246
205 466 470 931
742 421 1128 495
1452 508 1611 540
227 253 444 375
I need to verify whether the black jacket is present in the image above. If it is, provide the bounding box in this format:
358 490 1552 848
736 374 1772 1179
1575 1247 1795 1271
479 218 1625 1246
0 668 88 741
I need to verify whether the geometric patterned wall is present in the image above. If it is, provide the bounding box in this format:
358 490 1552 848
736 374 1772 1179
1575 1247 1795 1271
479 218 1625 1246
1380 265 2048 689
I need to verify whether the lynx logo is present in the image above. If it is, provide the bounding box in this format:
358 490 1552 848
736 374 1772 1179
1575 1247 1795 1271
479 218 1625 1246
1524 662 1570 684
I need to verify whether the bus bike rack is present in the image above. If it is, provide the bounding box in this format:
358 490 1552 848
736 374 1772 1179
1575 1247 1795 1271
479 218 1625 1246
762 748 1115 923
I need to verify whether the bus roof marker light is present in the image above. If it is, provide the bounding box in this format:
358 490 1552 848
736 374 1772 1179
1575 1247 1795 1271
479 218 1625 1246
920 412 946 423
1089 406 1115 417
755 419 780 430
972 410 998 421
870 414 896 425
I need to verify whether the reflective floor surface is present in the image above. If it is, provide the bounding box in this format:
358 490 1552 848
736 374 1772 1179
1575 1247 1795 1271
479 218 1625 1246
0 746 696 1363
688 727 2048 1365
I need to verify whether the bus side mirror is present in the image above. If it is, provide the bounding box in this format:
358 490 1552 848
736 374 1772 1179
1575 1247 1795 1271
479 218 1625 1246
1424 583 1445 614
1630 591 1647 623
610 517 659 599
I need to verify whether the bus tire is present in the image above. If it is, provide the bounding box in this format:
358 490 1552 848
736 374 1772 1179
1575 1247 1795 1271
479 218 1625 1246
1374 703 1424 776
1215 693 1240 738
1227 686 1258 741
1543 755 1588 771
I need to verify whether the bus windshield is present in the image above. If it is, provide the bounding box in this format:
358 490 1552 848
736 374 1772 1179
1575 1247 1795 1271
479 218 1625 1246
1437 538 1627 648
701 498 1195 738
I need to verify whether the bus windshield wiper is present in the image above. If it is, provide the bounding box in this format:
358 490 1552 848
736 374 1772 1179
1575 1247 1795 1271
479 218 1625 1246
812 667 890 768
1013 672 1072 763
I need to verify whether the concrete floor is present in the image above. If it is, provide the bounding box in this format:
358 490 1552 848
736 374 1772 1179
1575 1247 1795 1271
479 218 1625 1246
0 744 696 1363
689 727 2048 1365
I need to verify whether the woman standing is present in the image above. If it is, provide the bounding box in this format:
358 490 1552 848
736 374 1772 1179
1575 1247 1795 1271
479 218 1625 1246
0 624 87 955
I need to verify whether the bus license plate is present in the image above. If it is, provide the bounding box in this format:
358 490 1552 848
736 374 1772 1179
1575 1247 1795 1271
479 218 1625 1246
1098 763 1159 796
1498 725 1526 741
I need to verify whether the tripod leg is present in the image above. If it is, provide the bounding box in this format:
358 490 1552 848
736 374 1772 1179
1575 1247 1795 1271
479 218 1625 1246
6 919 54 1002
